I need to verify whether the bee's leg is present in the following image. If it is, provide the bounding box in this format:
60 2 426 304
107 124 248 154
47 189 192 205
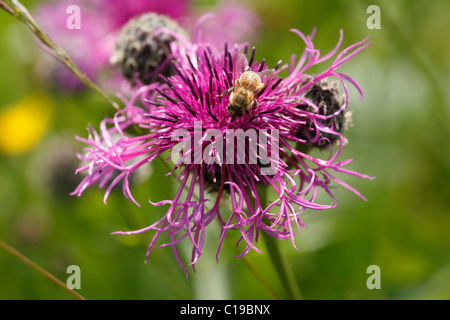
218 87 233 97
250 99 257 112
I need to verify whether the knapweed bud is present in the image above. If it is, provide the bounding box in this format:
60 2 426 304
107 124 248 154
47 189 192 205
296 78 352 150
110 12 188 85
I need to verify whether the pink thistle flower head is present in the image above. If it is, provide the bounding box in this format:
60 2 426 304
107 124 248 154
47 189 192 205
72 26 373 275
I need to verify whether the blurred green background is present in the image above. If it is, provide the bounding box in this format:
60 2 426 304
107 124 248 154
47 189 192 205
0 0 449 300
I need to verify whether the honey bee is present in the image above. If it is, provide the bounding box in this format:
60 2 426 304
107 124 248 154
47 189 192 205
219 54 274 118
219 71 264 117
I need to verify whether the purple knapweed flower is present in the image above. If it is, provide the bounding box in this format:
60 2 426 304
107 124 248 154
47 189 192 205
97 0 189 30
33 0 113 91
72 28 373 275
186 1 262 49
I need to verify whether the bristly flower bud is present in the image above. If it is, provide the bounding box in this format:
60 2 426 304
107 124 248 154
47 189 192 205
295 77 352 150
110 12 188 85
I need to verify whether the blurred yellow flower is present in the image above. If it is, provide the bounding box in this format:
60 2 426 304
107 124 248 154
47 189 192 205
0 93 53 154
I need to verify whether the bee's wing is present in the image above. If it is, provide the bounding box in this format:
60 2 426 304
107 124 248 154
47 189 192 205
259 68 277 87
233 53 249 80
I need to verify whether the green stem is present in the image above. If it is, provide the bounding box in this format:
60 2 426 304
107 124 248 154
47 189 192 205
0 239 87 300
224 235 281 300
258 187 303 300
0 1 14 15
1 0 120 111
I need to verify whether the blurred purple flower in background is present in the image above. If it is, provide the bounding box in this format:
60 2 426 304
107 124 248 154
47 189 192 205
98 0 189 29
185 2 261 49
33 0 261 92
71 22 373 274
34 0 112 91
